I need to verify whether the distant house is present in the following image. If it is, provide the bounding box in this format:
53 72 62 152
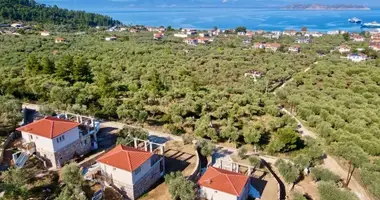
119 27 127 32
370 43 380 51
266 43 281 51
129 28 138 33
245 31 254 37
271 31 282 36
255 30 265 35
55 37 66 43
283 30 297 36
11 23 23 28
16 117 92 169
347 53 368 62
197 37 211 44
243 39 251 45
305 32 323 37
184 38 198 45
182 28 197 35
97 144 165 200
198 167 250 200
199 32 210 37
40 31 50 36
253 42 266 49
327 30 340 35
351 34 365 42
296 37 312 44
244 70 264 82
153 33 164 40
288 45 301 52
338 45 351 53
174 33 188 38
105 36 117 41
237 32 246 36
263 34 280 39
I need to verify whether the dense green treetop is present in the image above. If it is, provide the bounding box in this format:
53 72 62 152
0 0 121 27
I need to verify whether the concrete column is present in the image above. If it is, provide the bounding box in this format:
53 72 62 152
134 138 137 148
91 118 94 127
149 142 153 153
65 113 68 119
144 141 148 151
76 115 79 123
248 166 252 175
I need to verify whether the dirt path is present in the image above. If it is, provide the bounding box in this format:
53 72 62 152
272 66 373 200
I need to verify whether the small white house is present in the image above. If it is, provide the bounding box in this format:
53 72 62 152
40 31 50 36
327 30 340 35
184 38 198 45
289 45 300 52
347 53 368 62
351 34 365 42
153 33 164 40
198 167 250 200
55 37 66 43
16 117 91 169
11 23 23 28
174 33 188 38
97 144 164 200
338 45 351 53
105 36 117 41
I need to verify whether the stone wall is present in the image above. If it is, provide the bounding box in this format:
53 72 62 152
109 158 163 200
54 135 92 168
36 135 91 169
133 159 162 199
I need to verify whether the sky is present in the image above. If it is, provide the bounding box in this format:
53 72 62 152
38 0 380 11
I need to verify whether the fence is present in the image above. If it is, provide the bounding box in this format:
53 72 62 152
187 148 201 181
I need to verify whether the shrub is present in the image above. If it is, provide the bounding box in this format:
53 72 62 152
197 140 215 157
248 156 261 168
164 172 196 200
275 159 300 184
238 146 248 159
311 167 340 183
318 181 358 200
182 134 194 145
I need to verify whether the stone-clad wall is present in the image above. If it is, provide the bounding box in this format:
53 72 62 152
111 159 163 200
54 135 92 168
36 135 91 169
133 160 162 199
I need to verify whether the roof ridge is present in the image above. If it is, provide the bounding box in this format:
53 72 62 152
126 151 133 171
50 120 54 138
225 174 240 196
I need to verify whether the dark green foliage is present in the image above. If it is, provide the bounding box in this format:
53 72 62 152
0 0 121 27
318 181 358 200
0 167 29 199
311 167 340 183
197 139 215 157
41 56 55 74
235 26 247 33
164 171 196 200
116 127 149 146
360 159 380 199
238 146 248 159
0 95 22 134
248 156 261 168
275 159 300 184
267 127 302 153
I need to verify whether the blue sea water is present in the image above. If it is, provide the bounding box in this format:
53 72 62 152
101 8 380 32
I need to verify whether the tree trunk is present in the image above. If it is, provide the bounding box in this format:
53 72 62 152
347 167 356 187
345 161 353 187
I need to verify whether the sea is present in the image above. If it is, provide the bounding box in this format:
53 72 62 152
100 8 380 32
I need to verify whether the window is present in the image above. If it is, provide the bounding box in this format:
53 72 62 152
113 168 116 171
56 138 59 143
134 167 141 175
29 135 33 140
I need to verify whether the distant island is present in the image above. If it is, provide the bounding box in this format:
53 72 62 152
282 4 370 10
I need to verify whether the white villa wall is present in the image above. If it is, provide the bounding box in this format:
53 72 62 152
22 131 54 151
52 128 80 152
21 127 79 153
200 186 239 200
99 158 152 186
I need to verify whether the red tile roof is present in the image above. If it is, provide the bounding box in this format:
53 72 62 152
198 167 249 196
16 116 79 139
97 145 153 172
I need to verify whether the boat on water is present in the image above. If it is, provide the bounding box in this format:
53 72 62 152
348 17 362 23
361 21 380 28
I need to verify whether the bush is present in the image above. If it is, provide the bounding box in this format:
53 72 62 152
238 146 248 159
248 156 261 168
293 192 307 200
182 134 194 145
318 181 358 200
311 167 340 183
116 126 148 146
197 140 215 157
164 172 196 200
275 159 300 184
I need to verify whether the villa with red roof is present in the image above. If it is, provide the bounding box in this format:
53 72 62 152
97 144 165 200
198 167 250 200
16 116 92 169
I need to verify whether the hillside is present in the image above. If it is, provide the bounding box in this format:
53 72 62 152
282 4 370 10
0 0 121 27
